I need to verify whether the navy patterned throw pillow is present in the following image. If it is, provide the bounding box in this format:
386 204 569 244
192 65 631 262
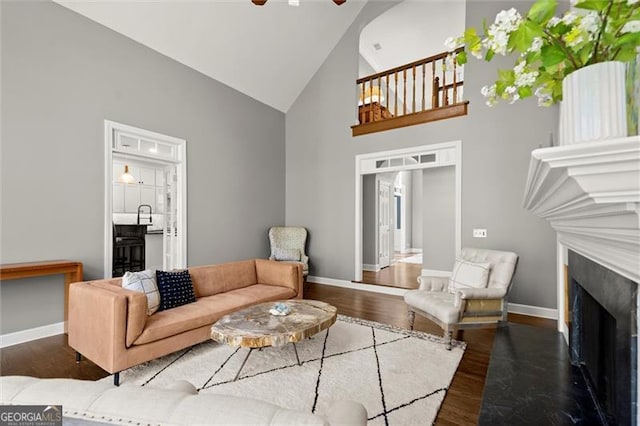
156 269 196 311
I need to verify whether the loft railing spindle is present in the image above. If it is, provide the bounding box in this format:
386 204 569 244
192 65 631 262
432 61 437 108
394 71 398 116
441 58 448 106
385 74 389 114
412 65 416 113
422 63 426 111
402 69 407 116
377 75 382 122
368 79 374 123
452 54 458 104
361 82 365 123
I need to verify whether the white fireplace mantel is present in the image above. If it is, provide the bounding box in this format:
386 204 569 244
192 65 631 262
523 136 640 285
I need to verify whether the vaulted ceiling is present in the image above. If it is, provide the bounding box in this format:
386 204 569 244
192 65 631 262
55 0 368 112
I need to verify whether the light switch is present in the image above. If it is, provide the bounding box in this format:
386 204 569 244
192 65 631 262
473 229 487 238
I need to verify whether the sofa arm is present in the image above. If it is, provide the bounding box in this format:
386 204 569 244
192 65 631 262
325 400 368 426
454 287 507 310
456 287 507 300
417 276 449 292
255 259 303 298
68 283 141 374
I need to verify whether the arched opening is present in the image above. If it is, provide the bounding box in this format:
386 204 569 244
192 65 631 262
354 1 467 135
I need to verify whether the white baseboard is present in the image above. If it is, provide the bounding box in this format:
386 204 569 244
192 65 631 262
508 303 558 320
421 269 451 278
0 322 65 348
307 276 408 297
407 248 423 254
308 276 559 321
362 264 381 272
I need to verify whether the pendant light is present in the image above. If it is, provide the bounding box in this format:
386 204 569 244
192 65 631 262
119 165 136 184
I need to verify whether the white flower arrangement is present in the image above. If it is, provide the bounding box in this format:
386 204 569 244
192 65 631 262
448 0 640 106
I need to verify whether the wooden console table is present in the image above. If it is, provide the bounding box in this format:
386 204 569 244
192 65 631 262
0 260 83 332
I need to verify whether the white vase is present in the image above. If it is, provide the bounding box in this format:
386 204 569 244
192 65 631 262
558 61 627 146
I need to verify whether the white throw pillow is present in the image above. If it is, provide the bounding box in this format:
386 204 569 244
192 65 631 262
122 269 160 315
273 247 301 261
448 258 491 293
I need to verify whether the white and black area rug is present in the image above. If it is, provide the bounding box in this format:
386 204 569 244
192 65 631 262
107 316 465 425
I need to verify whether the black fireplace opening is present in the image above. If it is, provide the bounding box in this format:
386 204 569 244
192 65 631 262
575 284 618 423
569 251 637 426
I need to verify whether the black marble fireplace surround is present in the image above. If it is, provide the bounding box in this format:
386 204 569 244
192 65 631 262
569 251 638 425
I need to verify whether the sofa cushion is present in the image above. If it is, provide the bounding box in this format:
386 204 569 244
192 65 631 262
188 264 225 298
220 259 258 292
133 285 297 346
273 247 301 261
133 298 223 346
189 259 257 298
404 290 460 324
156 270 196 311
223 284 297 307
448 258 491 293
121 270 160 315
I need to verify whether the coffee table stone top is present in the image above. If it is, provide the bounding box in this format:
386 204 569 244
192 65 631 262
211 299 337 348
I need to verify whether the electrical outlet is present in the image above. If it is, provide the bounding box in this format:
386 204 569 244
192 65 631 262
473 229 487 238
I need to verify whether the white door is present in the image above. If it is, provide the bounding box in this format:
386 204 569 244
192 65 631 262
163 165 180 270
378 180 391 268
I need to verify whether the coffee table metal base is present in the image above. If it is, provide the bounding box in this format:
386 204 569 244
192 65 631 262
234 343 301 381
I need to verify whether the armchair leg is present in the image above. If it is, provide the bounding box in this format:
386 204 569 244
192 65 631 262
75 352 82 363
444 331 453 351
113 372 120 387
407 310 416 330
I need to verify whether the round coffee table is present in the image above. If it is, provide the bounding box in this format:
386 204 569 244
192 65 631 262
211 299 337 380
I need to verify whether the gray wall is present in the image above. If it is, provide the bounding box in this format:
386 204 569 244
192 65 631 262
396 170 413 250
422 166 455 271
1 1 285 334
285 0 558 309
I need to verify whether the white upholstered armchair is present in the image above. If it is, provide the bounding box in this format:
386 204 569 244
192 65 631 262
404 247 518 349
268 226 309 276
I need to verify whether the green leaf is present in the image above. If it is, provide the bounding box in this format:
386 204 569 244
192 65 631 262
509 21 544 52
573 0 609 12
613 45 640 62
518 86 533 98
612 32 640 50
498 69 515 83
464 27 480 45
527 0 558 25
540 44 566 67
456 50 467 65
485 49 495 62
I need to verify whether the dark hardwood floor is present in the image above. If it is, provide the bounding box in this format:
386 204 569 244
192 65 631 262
359 261 422 289
0 282 555 425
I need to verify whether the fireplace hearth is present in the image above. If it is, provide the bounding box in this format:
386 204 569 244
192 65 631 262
569 251 638 425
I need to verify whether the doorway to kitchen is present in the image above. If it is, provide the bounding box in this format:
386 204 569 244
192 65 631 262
103 120 187 278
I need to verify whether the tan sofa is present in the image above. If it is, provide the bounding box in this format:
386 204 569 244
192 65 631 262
69 259 302 385
1 376 368 425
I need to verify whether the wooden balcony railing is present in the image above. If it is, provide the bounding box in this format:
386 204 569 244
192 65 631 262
352 48 469 137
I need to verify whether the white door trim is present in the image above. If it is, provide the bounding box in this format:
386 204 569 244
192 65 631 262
355 141 462 282
104 120 188 278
